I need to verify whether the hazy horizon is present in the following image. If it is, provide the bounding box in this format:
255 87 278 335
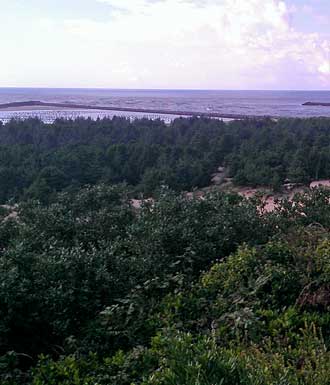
1 87 330 92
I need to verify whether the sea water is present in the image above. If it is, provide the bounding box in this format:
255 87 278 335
1 88 330 122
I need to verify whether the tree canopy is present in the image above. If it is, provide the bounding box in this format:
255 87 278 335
2 116 330 384
1 116 330 203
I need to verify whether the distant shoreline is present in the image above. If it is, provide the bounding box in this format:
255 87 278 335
0 100 271 120
303 102 330 107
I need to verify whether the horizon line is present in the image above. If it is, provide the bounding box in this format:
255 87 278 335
0 86 330 92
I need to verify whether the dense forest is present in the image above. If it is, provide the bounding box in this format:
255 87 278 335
1 116 330 203
2 116 330 384
2 185 330 384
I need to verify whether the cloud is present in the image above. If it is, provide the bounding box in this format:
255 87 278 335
92 0 290 44
58 0 330 88
2 0 329 88
319 62 330 75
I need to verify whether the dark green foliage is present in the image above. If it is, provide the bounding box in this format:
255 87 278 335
3 117 330 383
0 186 272 362
0 117 226 202
1 116 330 203
2 187 330 384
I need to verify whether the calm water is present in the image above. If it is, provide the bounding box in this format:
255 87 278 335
1 88 330 122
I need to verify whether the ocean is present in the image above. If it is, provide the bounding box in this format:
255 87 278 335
1 88 330 123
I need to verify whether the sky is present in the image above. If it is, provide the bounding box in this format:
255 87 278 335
0 0 330 90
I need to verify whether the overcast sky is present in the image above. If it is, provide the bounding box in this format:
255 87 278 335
1 0 330 90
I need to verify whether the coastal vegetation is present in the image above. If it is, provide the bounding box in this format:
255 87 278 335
2 116 330 383
1 116 330 203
